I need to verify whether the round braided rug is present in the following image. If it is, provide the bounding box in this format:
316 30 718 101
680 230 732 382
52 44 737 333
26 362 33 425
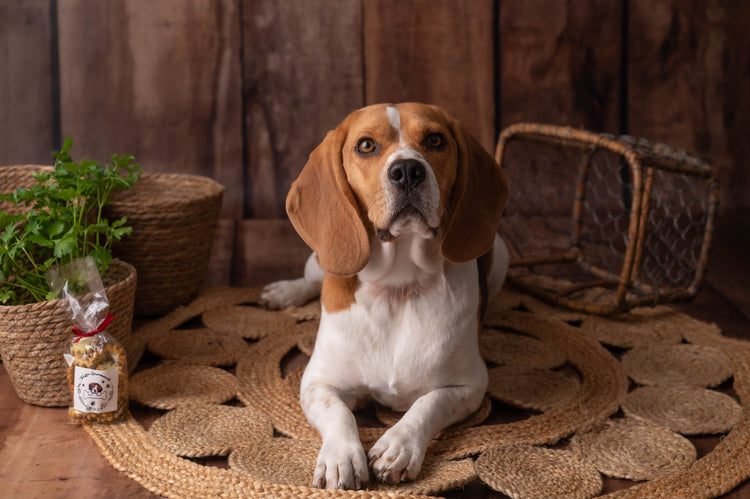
123 286 267 368
146 328 248 366
577 306 718 348
486 288 588 324
486 365 580 411
474 444 603 499
78 285 750 498
621 343 733 387
149 405 274 457
622 384 743 435
229 437 317 486
130 363 237 410
202 304 297 339
229 438 476 495
481 328 567 369
569 418 696 480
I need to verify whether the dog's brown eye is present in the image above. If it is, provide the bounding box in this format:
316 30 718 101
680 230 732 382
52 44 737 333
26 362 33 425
357 138 377 155
424 133 446 150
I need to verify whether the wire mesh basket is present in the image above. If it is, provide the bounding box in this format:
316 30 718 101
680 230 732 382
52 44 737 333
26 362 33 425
495 123 719 315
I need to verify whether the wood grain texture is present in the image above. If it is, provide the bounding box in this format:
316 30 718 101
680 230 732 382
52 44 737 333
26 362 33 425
363 0 496 150
204 218 236 288
57 0 245 218
0 1 54 165
704 211 750 323
628 0 750 213
233 218 311 286
498 0 623 133
241 0 364 219
0 376 151 498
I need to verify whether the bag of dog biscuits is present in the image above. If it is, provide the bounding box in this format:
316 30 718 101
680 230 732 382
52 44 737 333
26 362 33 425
47 257 128 423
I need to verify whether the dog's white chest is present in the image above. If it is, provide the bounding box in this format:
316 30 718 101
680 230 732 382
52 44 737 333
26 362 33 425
307 259 482 411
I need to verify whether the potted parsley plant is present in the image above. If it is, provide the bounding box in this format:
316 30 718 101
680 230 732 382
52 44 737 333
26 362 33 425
0 138 142 406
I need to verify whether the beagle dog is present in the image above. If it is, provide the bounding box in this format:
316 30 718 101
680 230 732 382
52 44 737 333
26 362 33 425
261 102 509 490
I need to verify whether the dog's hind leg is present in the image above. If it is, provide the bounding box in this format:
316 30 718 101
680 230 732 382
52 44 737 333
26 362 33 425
261 252 323 309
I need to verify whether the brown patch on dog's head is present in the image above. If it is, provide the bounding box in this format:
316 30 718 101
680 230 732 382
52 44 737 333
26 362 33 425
287 103 508 276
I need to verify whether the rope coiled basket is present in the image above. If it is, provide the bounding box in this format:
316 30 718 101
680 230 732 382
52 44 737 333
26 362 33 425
104 173 224 316
0 259 136 407
0 164 53 214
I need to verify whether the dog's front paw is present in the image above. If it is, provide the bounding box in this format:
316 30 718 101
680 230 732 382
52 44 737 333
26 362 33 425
314 440 369 490
367 425 426 484
260 278 319 310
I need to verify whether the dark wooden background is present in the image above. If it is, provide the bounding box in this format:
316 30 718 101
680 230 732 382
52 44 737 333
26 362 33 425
1 0 748 287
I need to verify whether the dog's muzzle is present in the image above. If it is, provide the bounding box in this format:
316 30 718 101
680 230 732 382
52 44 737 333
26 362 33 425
376 158 439 242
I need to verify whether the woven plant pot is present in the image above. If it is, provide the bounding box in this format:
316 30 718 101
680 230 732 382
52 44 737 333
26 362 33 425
0 164 53 215
104 173 224 317
0 259 136 407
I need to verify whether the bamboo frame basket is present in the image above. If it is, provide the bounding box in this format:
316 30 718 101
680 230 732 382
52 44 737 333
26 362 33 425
0 259 136 407
103 173 224 316
495 123 719 315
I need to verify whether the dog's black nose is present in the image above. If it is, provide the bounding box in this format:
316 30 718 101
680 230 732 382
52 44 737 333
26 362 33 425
388 159 425 192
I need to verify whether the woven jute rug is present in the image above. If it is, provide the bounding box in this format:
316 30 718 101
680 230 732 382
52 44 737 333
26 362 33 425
83 285 750 498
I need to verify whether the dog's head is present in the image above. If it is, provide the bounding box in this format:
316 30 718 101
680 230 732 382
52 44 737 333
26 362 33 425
287 103 508 276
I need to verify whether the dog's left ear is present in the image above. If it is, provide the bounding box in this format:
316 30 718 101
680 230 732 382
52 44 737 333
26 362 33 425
441 121 508 263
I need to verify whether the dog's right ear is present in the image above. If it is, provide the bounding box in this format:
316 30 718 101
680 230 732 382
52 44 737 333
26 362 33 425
286 128 370 277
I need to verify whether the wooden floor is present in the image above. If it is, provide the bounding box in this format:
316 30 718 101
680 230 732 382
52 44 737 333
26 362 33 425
2 215 750 498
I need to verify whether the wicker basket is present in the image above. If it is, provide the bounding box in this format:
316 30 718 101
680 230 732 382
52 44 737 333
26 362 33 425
496 123 719 315
0 164 53 214
103 173 224 316
0 259 136 407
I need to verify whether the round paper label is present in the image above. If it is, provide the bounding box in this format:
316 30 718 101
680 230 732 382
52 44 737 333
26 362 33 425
73 366 118 413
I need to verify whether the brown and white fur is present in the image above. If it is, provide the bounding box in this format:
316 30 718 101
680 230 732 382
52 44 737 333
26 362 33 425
261 103 509 490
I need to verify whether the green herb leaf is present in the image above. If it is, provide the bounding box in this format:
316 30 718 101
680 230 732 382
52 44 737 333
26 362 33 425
45 219 65 237
53 235 76 258
28 233 54 248
0 289 15 304
88 245 112 270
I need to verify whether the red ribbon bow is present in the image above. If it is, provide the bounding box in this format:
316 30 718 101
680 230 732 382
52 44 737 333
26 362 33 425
72 313 114 343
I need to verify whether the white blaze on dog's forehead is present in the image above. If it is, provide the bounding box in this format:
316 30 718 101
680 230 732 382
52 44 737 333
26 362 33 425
386 106 403 144
386 148 428 165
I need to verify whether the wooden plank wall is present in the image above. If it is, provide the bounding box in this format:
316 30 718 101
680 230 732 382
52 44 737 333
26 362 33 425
1 0 748 287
